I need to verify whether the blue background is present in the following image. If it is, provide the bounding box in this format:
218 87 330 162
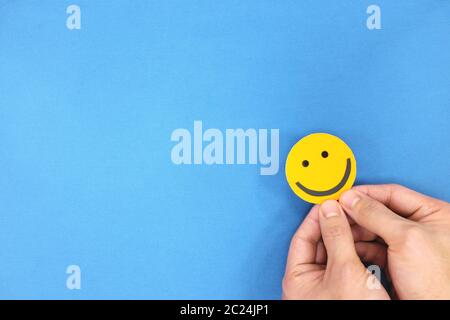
0 0 449 299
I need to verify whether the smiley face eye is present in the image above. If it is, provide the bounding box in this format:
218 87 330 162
302 160 309 167
321 151 329 158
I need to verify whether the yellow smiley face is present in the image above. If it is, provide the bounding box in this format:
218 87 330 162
285 133 357 204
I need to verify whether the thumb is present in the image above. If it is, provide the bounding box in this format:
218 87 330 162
340 189 413 245
319 200 359 266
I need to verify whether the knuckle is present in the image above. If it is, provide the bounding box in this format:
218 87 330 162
289 235 300 248
387 183 402 190
421 199 444 216
290 234 307 250
355 198 379 216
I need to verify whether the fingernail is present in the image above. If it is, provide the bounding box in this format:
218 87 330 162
341 190 360 208
320 200 340 218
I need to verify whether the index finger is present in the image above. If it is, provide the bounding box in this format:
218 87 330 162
353 184 445 221
285 205 321 273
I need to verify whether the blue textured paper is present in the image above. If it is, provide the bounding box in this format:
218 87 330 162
0 0 449 298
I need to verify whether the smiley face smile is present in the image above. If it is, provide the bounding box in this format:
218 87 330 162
295 158 352 197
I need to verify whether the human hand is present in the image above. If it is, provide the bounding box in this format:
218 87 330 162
340 184 450 300
282 200 390 300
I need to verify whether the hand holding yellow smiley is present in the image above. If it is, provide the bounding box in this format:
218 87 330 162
285 133 357 204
